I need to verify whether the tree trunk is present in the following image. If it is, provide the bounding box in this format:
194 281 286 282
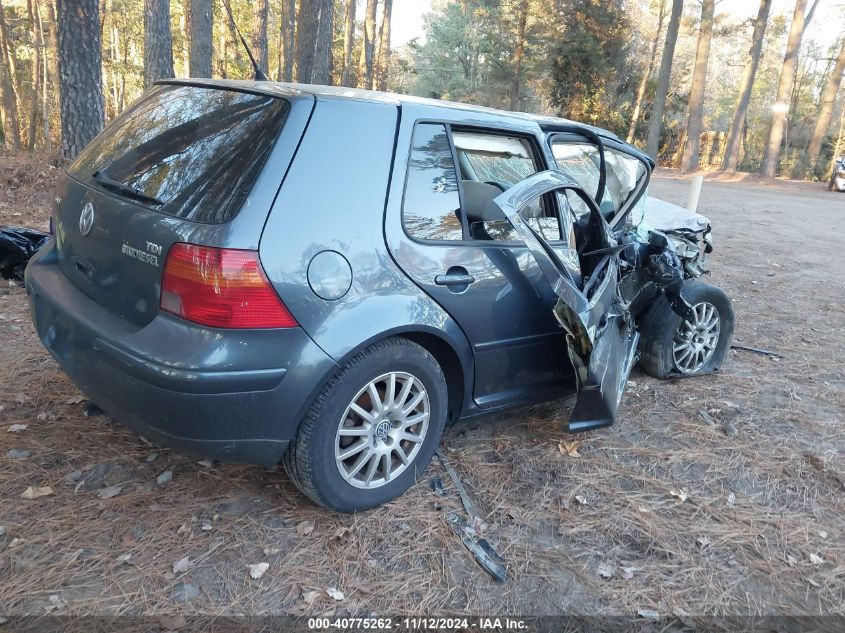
216 17 227 78
804 39 845 178
358 0 377 89
509 0 528 111
57 0 104 159
645 0 683 160
0 0 22 143
144 0 174 88
27 0 43 149
310 0 334 85
278 0 294 81
0 0 20 148
721 0 770 172
37 0 50 148
222 1 243 75
44 0 59 140
627 0 666 143
340 0 355 86
1 0 20 107
803 0 820 35
672 127 687 166
251 0 268 74
296 0 317 82
179 4 189 76
375 0 392 91
252 0 270 74
109 21 119 114
119 18 126 111
761 0 810 177
188 0 212 77
680 0 715 173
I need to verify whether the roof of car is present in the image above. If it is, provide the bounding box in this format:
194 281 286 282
157 78 623 143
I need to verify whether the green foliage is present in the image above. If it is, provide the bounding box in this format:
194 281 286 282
546 0 632 132
408 0 634 131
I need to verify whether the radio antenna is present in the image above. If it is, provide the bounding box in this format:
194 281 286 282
221 0 269 81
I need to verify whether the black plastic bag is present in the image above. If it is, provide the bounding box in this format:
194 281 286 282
0 226 51 285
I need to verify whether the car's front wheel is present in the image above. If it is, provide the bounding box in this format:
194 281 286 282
638 280 735 379
283 338 447 512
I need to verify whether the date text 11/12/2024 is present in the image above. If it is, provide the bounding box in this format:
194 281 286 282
307 618 528 630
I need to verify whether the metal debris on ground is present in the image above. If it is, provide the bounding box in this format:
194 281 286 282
435 450 479 518
435 450 508 583
447 513 507 583
731 343 780 358
429 475 446 496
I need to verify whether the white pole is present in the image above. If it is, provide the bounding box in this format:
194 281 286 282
686 174 704 211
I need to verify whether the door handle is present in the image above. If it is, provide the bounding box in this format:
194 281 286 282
435 273 476 286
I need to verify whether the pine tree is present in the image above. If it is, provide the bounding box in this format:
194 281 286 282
57 0 105 159
680 0 714 173
721 0 771 172
143 0 174 88
188 0 212 77
251 0 268 74
645 0 683 160
358 0 377 89
761 0 812 177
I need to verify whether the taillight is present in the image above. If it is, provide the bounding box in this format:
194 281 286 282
160 243 297 329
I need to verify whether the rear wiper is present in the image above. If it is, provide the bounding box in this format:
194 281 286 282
92 170 164 207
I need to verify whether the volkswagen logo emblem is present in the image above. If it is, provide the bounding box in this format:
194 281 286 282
79 202 95 236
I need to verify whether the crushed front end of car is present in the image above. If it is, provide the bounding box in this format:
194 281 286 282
638 196 712 278
494 171 730 433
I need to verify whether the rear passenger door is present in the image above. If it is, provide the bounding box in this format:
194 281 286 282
387 118 579 409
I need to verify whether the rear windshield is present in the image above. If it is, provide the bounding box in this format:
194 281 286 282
69 85 289 224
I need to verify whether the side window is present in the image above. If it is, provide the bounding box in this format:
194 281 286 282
403 123 463 241
605 149 647 211
551 142 601 217
552 141 647 217
453 131 562 242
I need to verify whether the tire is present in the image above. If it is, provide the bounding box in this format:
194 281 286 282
282 338 448 512
638 279 734 379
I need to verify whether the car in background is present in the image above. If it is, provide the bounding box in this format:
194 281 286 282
829 156 845 191
26 80 734 512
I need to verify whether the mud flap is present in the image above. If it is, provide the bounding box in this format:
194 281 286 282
491 171 639 431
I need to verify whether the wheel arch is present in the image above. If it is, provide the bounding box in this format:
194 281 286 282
327 325 473 425
395 330 466 423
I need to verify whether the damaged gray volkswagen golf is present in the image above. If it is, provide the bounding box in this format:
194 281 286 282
26 80 733 512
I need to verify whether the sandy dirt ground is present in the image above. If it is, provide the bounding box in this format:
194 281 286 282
1 158 843 624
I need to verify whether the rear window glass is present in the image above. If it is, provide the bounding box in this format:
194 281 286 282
69 85 289 224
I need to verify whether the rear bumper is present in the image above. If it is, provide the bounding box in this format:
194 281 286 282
25 242 339 466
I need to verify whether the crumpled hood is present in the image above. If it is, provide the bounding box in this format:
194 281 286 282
641 196 710 233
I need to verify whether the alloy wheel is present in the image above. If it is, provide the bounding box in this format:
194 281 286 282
673 301 721 373
334 371 430 489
